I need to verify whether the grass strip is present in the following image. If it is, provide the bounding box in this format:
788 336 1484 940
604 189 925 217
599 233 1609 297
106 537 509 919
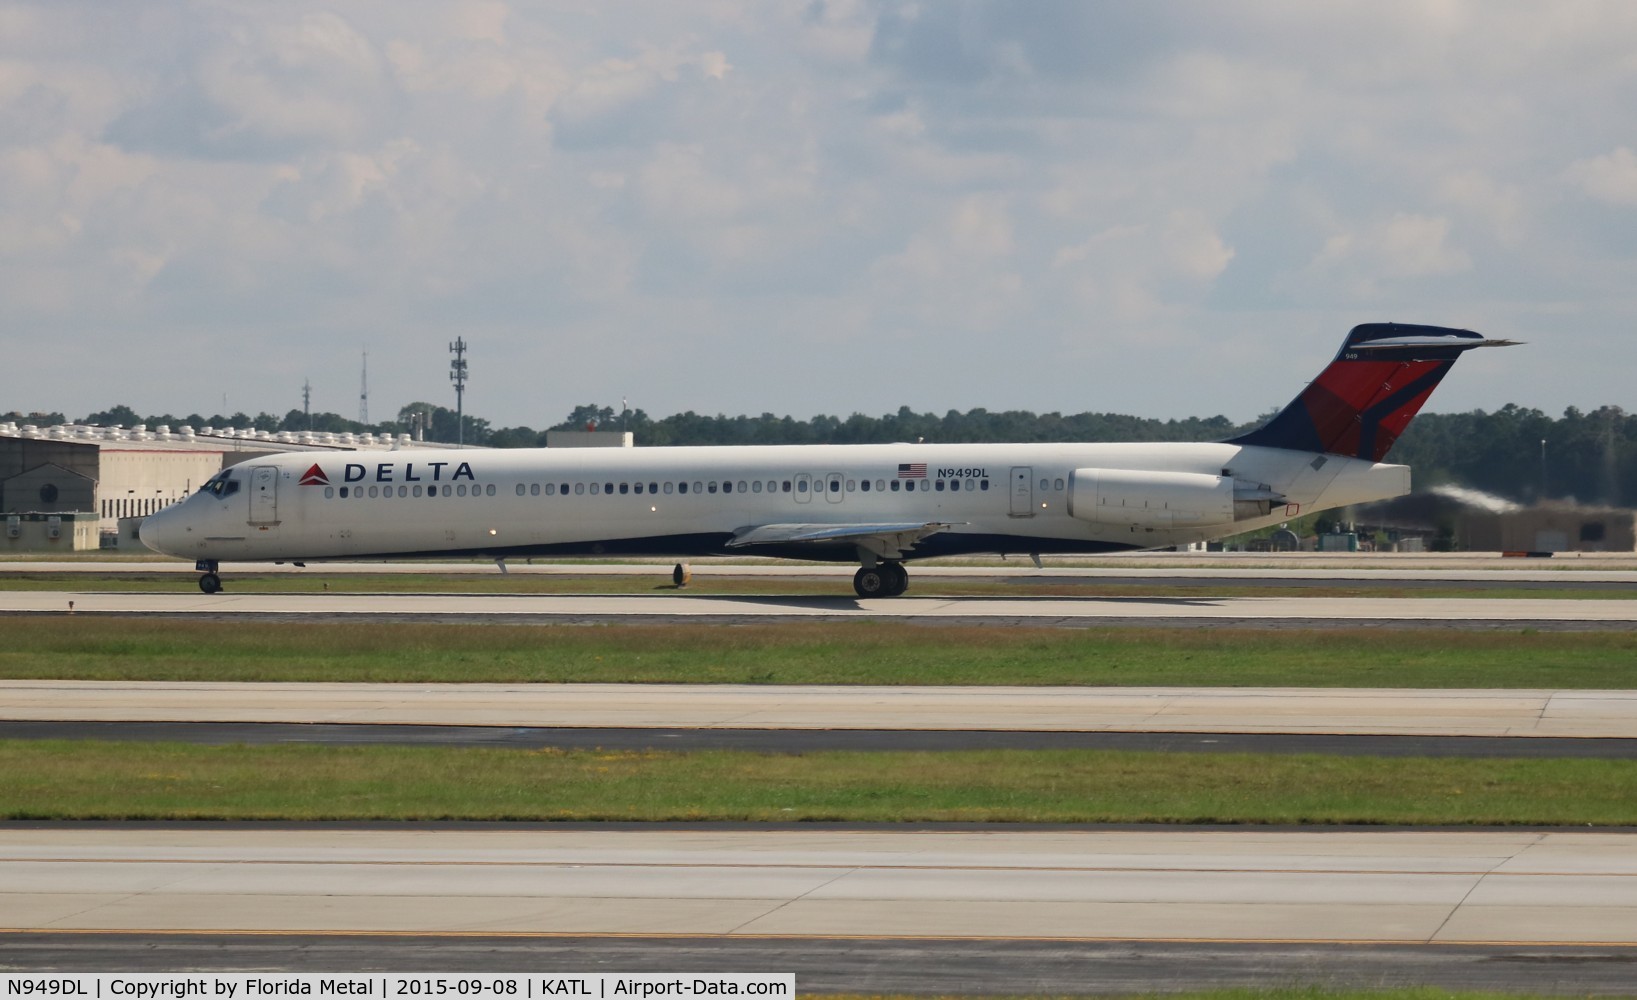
3 741 1634 824
0 571 1632 600
2 618 1635 687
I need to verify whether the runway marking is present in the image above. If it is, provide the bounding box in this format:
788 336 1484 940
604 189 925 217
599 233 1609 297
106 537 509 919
5 927 1637 948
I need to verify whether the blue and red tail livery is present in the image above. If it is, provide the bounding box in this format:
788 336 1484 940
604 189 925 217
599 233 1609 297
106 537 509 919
1230 323 1519 462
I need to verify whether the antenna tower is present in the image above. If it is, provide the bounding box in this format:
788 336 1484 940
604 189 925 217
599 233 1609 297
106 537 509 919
302 378 312 430
359 351 369 425
449 337 469 448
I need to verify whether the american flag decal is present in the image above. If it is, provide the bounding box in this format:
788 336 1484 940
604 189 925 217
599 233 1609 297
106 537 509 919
897 463 927 479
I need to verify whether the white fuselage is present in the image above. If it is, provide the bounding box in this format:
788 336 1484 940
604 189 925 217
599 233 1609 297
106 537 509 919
138 440 1409 564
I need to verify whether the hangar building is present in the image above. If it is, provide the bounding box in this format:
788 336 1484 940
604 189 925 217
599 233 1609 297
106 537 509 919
1 421 429 552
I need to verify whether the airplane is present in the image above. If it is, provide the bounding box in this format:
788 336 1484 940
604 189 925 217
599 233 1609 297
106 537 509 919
139 323 1516 597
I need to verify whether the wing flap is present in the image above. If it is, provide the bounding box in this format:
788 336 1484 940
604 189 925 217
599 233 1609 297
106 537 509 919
726 521 955 560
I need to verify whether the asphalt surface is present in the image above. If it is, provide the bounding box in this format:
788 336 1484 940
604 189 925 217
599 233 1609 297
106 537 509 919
5 720 1636 758
4 933 1636 993
6 588 1637 632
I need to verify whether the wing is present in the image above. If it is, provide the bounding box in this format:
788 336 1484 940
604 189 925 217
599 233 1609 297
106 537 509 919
725 521 955 561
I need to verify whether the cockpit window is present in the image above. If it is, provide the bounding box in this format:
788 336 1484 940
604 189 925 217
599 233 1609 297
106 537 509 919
199 471 240 498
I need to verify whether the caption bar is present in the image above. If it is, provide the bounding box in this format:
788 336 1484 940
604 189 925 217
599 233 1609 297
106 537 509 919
1 977 793 1000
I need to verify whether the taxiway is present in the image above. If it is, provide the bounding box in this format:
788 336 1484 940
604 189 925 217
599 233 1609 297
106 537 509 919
4 826 1637 990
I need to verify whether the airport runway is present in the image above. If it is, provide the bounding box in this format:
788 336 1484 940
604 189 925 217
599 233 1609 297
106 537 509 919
8 555 1637 581
7 720 1635 757
4 827 1637 989
3 589 1637 629
5 680 1634 737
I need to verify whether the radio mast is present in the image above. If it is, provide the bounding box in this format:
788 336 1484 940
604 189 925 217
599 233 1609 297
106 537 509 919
359 351 369 426
449 337 468 448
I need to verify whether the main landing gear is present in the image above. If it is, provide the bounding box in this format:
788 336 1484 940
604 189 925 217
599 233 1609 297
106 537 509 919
196 560 222 594
853 562 909 599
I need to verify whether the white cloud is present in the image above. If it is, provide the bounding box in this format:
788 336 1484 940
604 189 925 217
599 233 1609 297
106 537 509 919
1564 147 1637 206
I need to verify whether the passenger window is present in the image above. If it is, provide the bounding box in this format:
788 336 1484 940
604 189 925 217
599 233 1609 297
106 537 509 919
339 487 348 498
767 481 776 493
737 481 747 493
591 483 600 495
693 481 703 494
368 486 378 498
324 487 334 498
829 480 840 493
650 482 659 494
634 483 643 494
980 480 989 491
708 482 718 494
442 485 451 496
516 484 525 496
486 484 496 496
950 480 960 491
1040 478 1049 491
935 480 945 492
846 480 855 491
604 483 613 495
665 482 674 495
560 483 569 495
890 480 900 492
620 483 629 495
545 483 555 495
875 479 885 491
783 481 792 493
1055 478 1065 491
575 483 586 495
414 485 424 497
860 480 870 492
531 484 540 496
752 481 762 494
456 484 466 496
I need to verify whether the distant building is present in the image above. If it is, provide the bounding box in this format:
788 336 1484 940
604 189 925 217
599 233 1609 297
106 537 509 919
1460 503 1637 553
0 421 451 552
545 430 634 448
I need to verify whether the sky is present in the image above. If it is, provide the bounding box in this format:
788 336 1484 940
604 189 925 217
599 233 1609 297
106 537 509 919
2 0 1635 430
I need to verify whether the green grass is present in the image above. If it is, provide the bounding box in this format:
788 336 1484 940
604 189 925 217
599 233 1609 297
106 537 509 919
2 618 1635 687
2 741 1632 824
0 570 1632 600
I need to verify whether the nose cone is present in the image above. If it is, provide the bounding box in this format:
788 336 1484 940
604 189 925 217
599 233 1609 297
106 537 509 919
138 507 174 555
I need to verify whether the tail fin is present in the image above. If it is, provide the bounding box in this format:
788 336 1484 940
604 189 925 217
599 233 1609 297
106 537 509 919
1229 322 1519 462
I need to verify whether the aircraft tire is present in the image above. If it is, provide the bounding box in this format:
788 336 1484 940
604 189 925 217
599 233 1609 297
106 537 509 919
199 573 222 594
852 566 889 599
884 562 909 597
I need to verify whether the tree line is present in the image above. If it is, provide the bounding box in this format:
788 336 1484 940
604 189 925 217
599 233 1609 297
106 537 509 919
6 401 1632 507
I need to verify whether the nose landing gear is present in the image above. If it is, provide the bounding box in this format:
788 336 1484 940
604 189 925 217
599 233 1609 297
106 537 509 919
852 561 909 598
196 560 222 594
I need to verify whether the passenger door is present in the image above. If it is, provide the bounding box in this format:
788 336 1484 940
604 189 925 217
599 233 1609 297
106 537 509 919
1009 466 1033 517
248 466 280 525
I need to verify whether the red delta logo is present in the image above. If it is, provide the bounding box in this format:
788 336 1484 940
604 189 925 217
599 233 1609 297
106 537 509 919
298 464 330 486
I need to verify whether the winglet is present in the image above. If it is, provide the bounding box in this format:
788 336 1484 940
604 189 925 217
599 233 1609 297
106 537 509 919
1228 323 1515 462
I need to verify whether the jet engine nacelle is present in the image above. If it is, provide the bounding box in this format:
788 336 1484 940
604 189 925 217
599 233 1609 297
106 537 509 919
1067 468 1244 528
